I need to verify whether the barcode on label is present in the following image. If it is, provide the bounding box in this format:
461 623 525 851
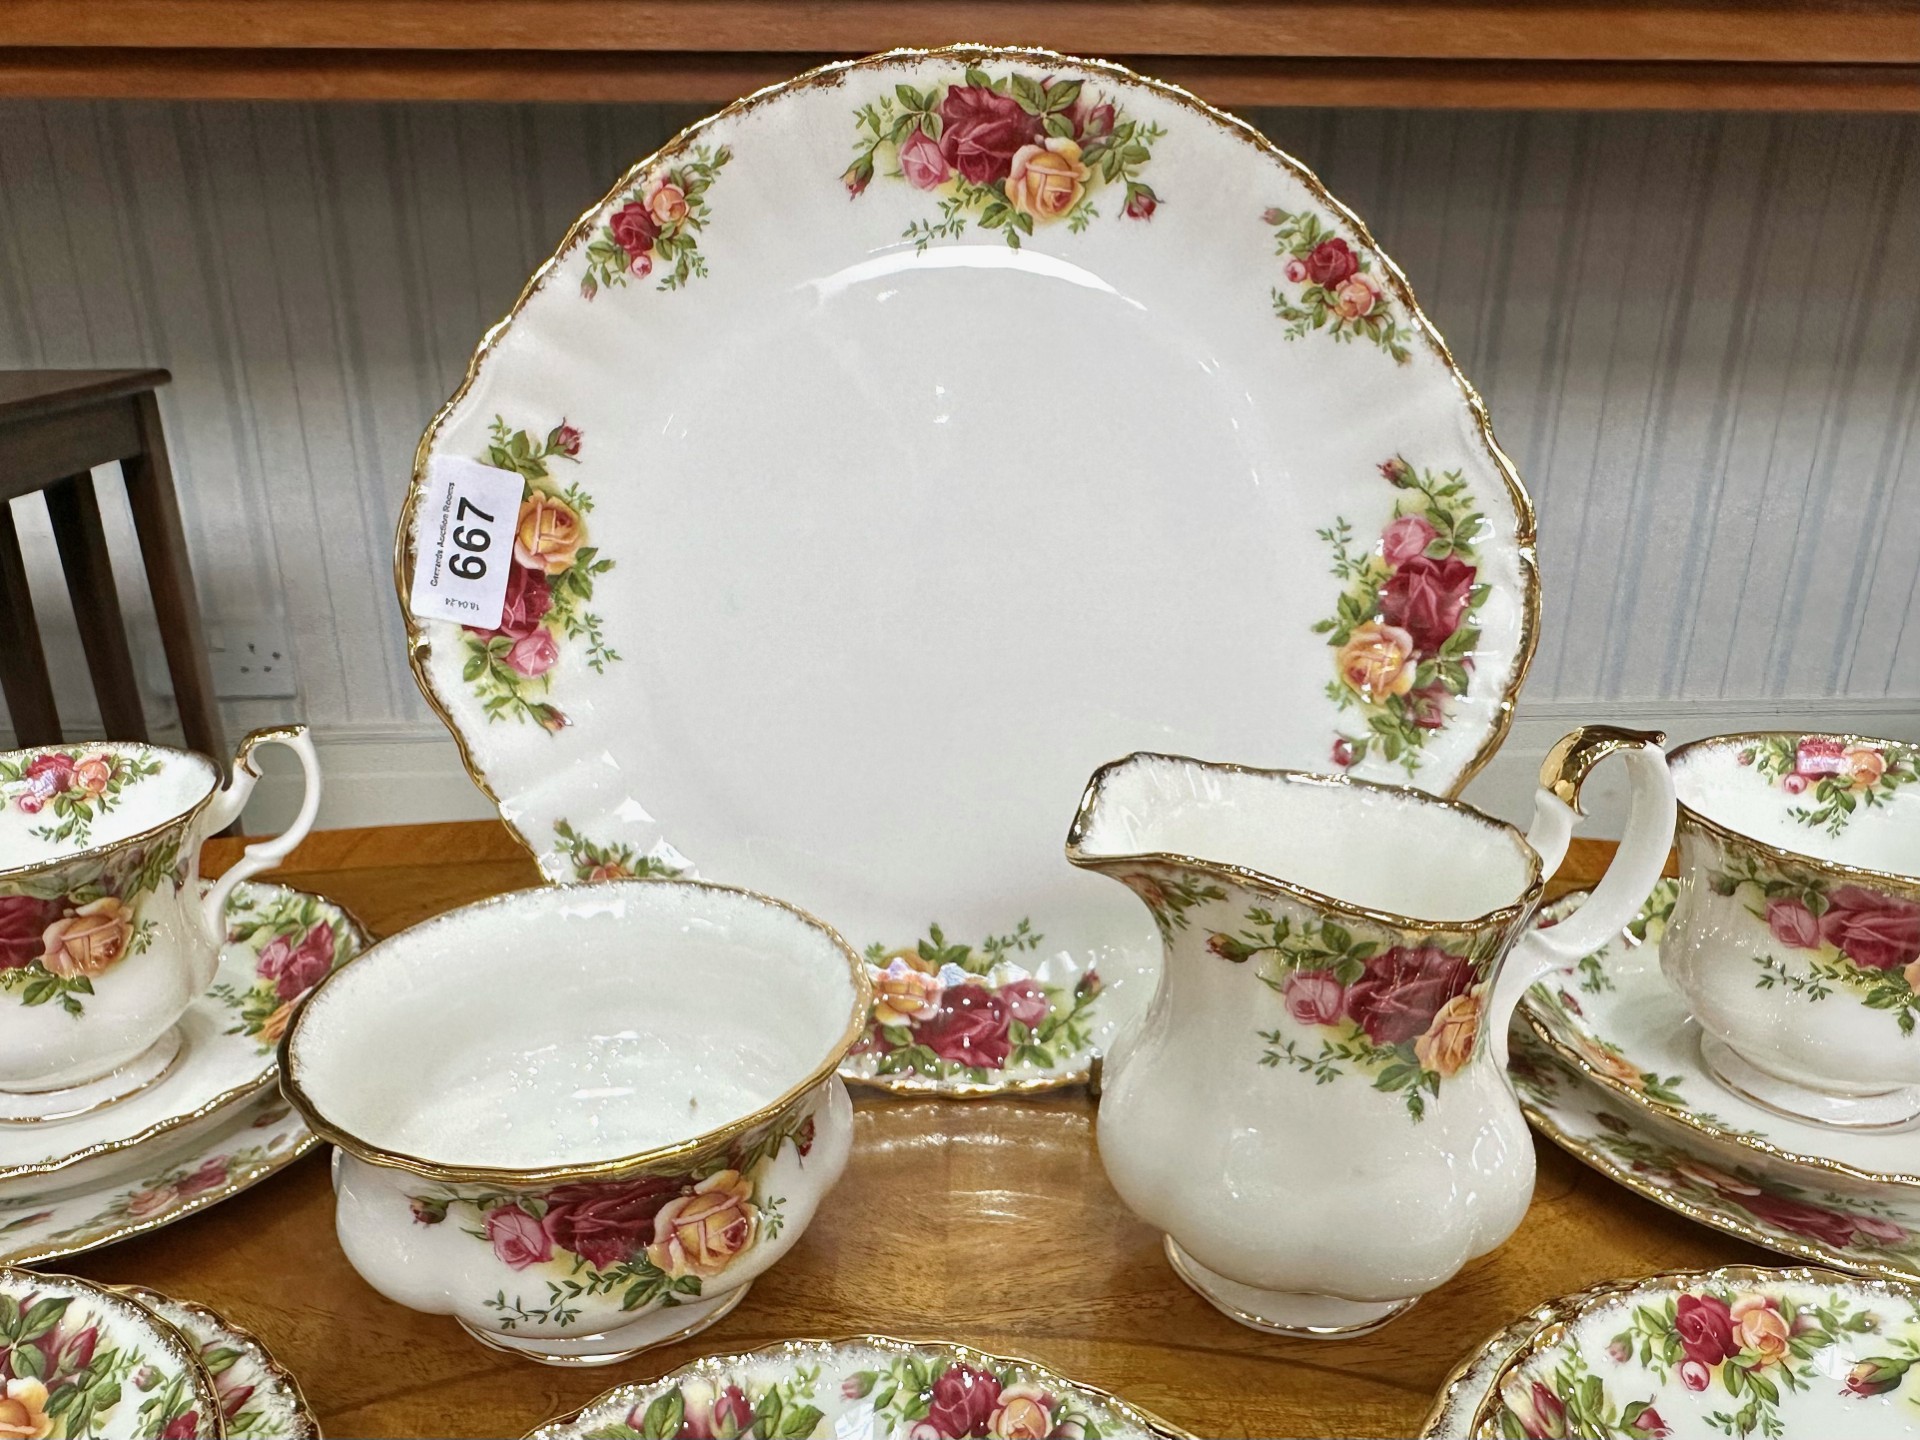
407 455 526 631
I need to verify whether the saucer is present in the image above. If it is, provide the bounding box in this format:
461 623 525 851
1467 1265 1920 1438
526 1335 1190 1439
1521 882 1920 1191
0 880 365 1193
0 1266 222 1438
1510 1022 1920 1282
0 1094 314 1267
121 1287 319 1439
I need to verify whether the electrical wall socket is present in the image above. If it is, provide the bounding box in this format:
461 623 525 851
208 621 298 698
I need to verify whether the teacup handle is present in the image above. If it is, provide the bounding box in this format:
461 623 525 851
199 725 323 952
1488 725 1676 1067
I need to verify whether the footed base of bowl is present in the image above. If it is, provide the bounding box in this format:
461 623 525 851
0 1027 185 1125
457 1283 749 1367
1162 1236 1417 1338
1701 1033 1920 1132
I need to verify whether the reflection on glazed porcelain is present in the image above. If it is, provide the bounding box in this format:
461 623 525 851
527 1335 1191 1440
1064 731 1675 1338
0 1267 223 1438
0 729 320 1116
1664 734 1920 1129
1470 1266 1920 1440
396 48 1545 1116
0 881 363 1197
281 879 869 1365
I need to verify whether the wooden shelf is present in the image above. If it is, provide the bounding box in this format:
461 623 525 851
3 1 1916 109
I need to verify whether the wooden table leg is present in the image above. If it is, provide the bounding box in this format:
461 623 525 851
44 472 148 743
0 499 61 746
124 391 224 760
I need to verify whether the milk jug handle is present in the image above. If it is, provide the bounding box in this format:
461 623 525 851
199 725 323 946
1489 727 1676 1064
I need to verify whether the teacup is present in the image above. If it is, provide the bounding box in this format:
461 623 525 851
1664 732 1920 1129
281 878 870 1365
0 727 320 1119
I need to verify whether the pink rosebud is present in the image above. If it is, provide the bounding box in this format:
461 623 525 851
1737 749 1755 766
1607 1336 1631 1363
1000 977 1051 1030
1679 1359 1711 1391
1855 1214 1910 1244
506 629 560 678
551 422 582 457
484 1204 551 1270
1283 257 1308 284
1765 897 1822 950
1123 184 1158 220
898 127 950 190
1783 772 1809 794
1331 738 1354 768
1283 970 1346 1027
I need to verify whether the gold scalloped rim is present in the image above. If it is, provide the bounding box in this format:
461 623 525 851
1463 1262 1920 1436
391 42 1541 875
524 1333 1193 1440
117 1285 321 1440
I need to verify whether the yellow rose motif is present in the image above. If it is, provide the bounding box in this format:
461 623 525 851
1334 621 1417 701
513 492 584 575
1413 990 1481 1077
870 954 944 1028
988 1386 1055 1440
0 1378 52 1440
1673 1158 1761 1196
1573 1034 1646 1089
646 178 689 227
1906 958 1920 994
1731 1294 1791 1366
586 861 630 882
258 1001 295 1044
646 1170 759 1278
73 755 113 796
1006 139 1089 222
1844 744 1887 790
40 897 133 979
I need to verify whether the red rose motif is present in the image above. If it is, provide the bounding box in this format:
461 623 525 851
1066 95 1115 140
1818 886 1920 971
1766 897 1822 950
484 1204 552 1270
711 1385 753 1437
259 921 335 1001
1742 1190 1863 1250
469 563 553 642
1123 184 1158 221
915 984 1012 1068
1343 946 1475 1046
1304 238 1359 287
1331 738 1354 767
924 1364 1002 1439
24 753 76 793
1380 555 1477 655
0 894 59 972
1631 1406 1670 1438
610 201 659 262
1000 977 1050 1030
937 85 1041 185
1674 1293 1737 1366
1405 682 1451 730
552 423 582 457
541 1175 683 1269
161 1413 201 1440
177 1157 231 1198
898 127 950 190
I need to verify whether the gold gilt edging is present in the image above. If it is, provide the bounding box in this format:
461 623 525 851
116 1286 321 1440
1419 1303 1560 1439
392 43 1542 873
524 1334 1194 1440
278 878 872 1187
1462 1264 1920 1436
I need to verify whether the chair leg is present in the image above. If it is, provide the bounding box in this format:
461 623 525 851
44 472 148 743
0 500 62 747
123 391 224 761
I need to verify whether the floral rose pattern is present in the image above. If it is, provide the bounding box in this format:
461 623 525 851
1207 902 1497 1121
1706 848 1920 1036
1489 1272 1920 1439
1315 457 1489 777
1508 1039 1920 1277
1266 207 1412 363
849 922 1102 1085
0 749 161 848
0 1289 205 1439
847 67 1162 250
1739 735 1920 837
460 417 615 733
406 1109 814 1334
208 887 357 1047
551 820 687 883
566 1343 1157 1440
580 146 731 299
0 838 179 1016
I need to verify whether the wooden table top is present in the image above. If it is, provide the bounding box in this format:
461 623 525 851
56 821 1764 1439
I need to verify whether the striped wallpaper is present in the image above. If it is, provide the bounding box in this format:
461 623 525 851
0 100 1914 823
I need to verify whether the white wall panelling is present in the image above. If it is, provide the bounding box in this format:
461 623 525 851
0 101 1914 833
